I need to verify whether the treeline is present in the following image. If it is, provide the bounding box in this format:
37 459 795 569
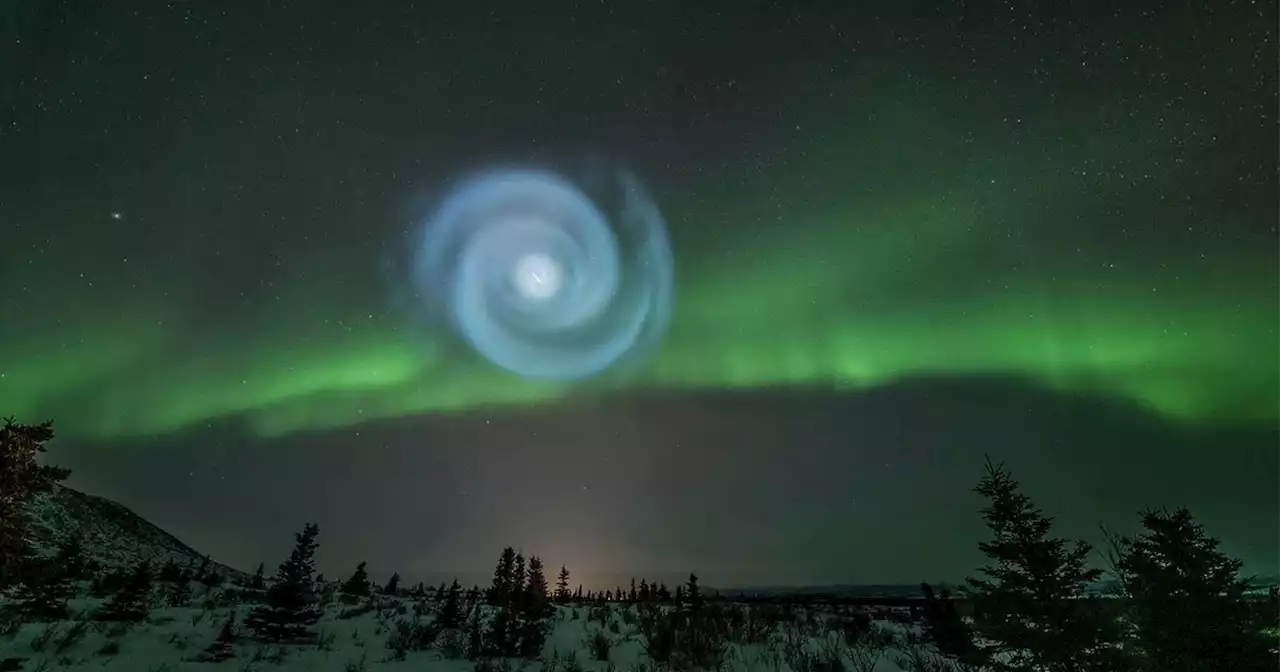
912 456 1276 671
1 417 1275 671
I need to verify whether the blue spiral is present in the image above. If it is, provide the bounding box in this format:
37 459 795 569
407 164 674 380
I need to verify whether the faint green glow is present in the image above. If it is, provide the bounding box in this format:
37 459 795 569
2 97 1275 439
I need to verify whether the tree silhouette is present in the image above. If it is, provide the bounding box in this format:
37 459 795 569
0 419 70 587
488 547 517 606
383 572 401 596
965 456 1123 671
486 548 521 655
437 578 463 628
684 573 702 612
250 563 266 590
518 555 552 656
1113 507 1274 671
555 565 571 602
340 561 370 596
246 522 322 642
200 613 238 662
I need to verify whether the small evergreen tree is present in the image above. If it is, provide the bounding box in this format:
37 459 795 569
656 583 670 602
383 572 401 596
685 573 702 612
250 562 266 590
964 456 1122 671
200 612 237 662
96 559 153 622
245 522 322 642
1113 507 1274 671
437 578 463 628
340 561 370 596
555 565 571 602
629 577 637 602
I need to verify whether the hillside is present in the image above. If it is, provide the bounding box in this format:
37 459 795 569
23 484 246 582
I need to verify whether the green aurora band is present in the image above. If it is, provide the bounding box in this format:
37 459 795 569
4 96 1276 440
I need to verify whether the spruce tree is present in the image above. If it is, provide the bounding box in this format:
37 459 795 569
383 572 401 596
964 456 1121 671
0 419 70 587
555 565 571 602
629 577 637 602
1114 507 1274 671
340 561 370 596
438 578 463 628
250 563 266 590
245 522 322 642
96 559 153 622
200 612 238 662
518 556 551 657
512 552 526 597
685 573 702 612
488 547 516 606
486 548 520 656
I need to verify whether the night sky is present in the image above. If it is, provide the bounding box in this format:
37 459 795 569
2 1 1276 588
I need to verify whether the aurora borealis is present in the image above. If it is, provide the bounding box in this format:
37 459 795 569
2 1 1276 583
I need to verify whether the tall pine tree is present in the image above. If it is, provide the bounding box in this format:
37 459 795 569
486 548 521 656
518 556 552 657
0 419 70 587
488 547 517 606
1113 507 1274 672
965 457 1123 671
246 522 322 642
555 565 571 603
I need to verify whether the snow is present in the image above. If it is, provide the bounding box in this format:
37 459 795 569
0 586 922 671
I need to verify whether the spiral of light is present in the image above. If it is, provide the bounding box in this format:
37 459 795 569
408 165 674 380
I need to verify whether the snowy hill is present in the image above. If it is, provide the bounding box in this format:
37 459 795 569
23 484 247 582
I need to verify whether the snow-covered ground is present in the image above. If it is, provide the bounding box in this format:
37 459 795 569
0 586 933 672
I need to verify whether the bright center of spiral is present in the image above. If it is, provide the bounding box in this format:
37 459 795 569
511 252 563 301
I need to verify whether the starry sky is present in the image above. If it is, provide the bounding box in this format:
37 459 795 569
2 0 1276 587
